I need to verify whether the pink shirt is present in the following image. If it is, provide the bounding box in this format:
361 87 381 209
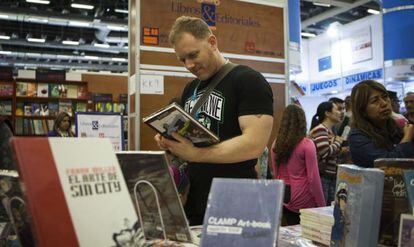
271 138 326 213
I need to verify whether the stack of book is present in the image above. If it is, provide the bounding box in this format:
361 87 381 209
299 206 334 246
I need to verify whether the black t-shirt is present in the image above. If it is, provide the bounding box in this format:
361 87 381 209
180 64 273 224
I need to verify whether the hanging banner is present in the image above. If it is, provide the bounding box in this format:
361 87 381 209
76 112 124 151
344 68 383 90
310 78 341 95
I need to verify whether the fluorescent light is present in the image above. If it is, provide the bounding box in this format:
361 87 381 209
331 90 339 94
111 57 127 62
62 40 79 45
0 35 10 40
26 0 50 4
327 22 340 38
71 3 94 10
0 14 9 19
27 17 48 23
84 55 99 60
57 55 71 59
115 9 128 14
301 32 316 38
94 43 110 48
106 25 128 31
27 37 46 43
313 2 331 7
0 51 12 55
69 21 90 27
367 9 380 15
27 53 41 57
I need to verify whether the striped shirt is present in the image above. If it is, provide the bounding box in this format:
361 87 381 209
309 124 342 177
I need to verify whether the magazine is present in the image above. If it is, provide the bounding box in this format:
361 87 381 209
143 102 219 147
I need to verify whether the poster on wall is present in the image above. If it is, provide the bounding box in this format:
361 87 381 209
351 26 373 64
76 112 124 151
317 41 332 72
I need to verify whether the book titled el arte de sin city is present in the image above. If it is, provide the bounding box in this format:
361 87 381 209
11 137 139 247
143 102 219 147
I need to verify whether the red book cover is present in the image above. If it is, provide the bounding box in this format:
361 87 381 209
11 138 138 246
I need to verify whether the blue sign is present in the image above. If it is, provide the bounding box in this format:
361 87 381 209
310 78 341 94
202 3 216 29
344 68 383 88
318 56 332 72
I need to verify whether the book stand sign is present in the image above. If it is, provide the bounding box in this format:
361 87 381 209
134 179 168 242
76 112 124 151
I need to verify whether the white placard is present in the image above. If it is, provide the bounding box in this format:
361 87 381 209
140 74 164 94
350 26 373 64
76 113 124 151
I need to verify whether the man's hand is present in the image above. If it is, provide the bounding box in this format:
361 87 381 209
154 133 168 150
162 132 200 162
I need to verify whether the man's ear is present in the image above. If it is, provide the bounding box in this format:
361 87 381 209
208 35 218 50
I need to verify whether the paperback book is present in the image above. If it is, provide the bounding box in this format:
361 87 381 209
37 83 49 97
0 101 12 116
201 178 284 247
116 151 193 243
403 170 414 213
66 85 78 99
26 83 37 97
143 102 219 147
330 164 384 247
374 158 414 246
11 138 139 247
16 82 27 96
0 83 13 96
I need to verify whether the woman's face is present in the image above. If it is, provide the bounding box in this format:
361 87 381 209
326 103 342 124
365 89 392 124
59 116 70 131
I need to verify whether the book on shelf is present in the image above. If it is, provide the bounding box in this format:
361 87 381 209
16 82 27 96
143 102 220 147
59 100 73 116
0 169 35 246
403 170 414 213
0 83 13 96
398 213 414 247
0 100 12 116
36 83 49 97
38 103 49 116
23 103 32 116
26 83 37 97
74 102 87 113
11 138 139 246
48 102 59 117
15 119 23 135
66 85 78 99
116 151 193 243
91 93 112 102
331 164 384 247
58 84 68 98
374 158 414 246
15 102 23 116
49 84 60 98
77 85 87 99
201 178 284 247
31 103 40 116
46 119 54 132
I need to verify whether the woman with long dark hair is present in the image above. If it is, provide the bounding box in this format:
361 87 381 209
309 101 344 205
271 104 325 225
348 80 414 167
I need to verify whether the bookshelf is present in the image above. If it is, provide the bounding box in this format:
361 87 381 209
13 78 89 136
0 80 16 126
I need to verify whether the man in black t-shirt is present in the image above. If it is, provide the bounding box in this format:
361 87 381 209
154 16 274 225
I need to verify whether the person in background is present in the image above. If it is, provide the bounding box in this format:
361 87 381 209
348 80 414 167
309 101 344 205
48 112 74 137
404 92 414 124
388 90 408 128
338 96 352 138
329 97 345 135
271 105 325 225
154 16 274 225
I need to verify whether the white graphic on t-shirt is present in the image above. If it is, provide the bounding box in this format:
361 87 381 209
184 91 224 126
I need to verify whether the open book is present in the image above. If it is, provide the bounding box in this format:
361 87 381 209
143 102 220 147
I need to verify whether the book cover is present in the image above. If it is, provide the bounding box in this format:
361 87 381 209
58 84 68 98
77 85 87 99
75 102 86 113
116 151 192 243
46 119 54 132
91 93 113 102
11 138 139 247
23 103 32 116
331 164 385 247
15 119 23 135
200 178 284 247
31 103 40 116
0 83 13 96
36 83 49 97
16 82 27 96
0 170 35 246
143 102 220 147
398 214 414 247
15 102 24 116
374 159 414 246
67 85 78 99
38 103 49 116
59 100 72 116
49 84 60 98
48 102 59 117
26 83 37 97
0 100 12 116
404 170 414 214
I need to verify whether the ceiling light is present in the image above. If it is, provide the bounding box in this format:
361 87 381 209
111 58 127 62
301 32 316 38
0 51 12 55
327 22 340 38
71 3 94 10
0 14 9 19
0 35 10 40
106 25 128 31
84 55 99 60
367 9 380 15
313 2 331 7
94 43 110 48
62 40 79 45
26 0 50 4
27 37 46 43
57 55 71 59
115 9 128 14
27 53 41 57
27 17 49 23
69 21 90 27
